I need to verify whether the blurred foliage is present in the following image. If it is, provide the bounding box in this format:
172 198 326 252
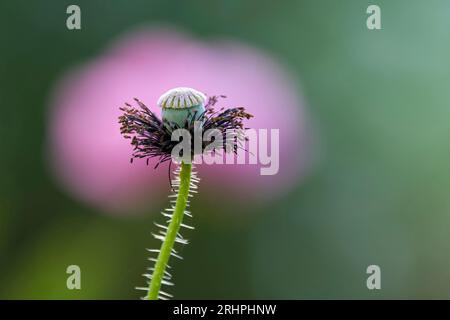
1 0 450 299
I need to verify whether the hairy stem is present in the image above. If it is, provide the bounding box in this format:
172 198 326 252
147 162 192 300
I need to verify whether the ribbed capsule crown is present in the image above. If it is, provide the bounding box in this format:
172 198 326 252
157 87 206 109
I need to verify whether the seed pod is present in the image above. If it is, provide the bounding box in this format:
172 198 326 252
157 87 206 127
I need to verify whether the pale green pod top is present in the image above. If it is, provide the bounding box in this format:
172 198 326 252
158 87 207 127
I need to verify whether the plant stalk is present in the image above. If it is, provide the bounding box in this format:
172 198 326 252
147 162 192 300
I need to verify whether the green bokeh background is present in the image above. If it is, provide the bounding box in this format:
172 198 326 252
1 0 450 299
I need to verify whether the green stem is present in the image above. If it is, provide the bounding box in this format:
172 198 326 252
147 162 192 300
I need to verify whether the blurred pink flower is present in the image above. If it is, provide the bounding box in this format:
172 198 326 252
47 26 312 214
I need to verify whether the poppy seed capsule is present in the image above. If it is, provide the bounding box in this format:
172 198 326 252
157 87 206 127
